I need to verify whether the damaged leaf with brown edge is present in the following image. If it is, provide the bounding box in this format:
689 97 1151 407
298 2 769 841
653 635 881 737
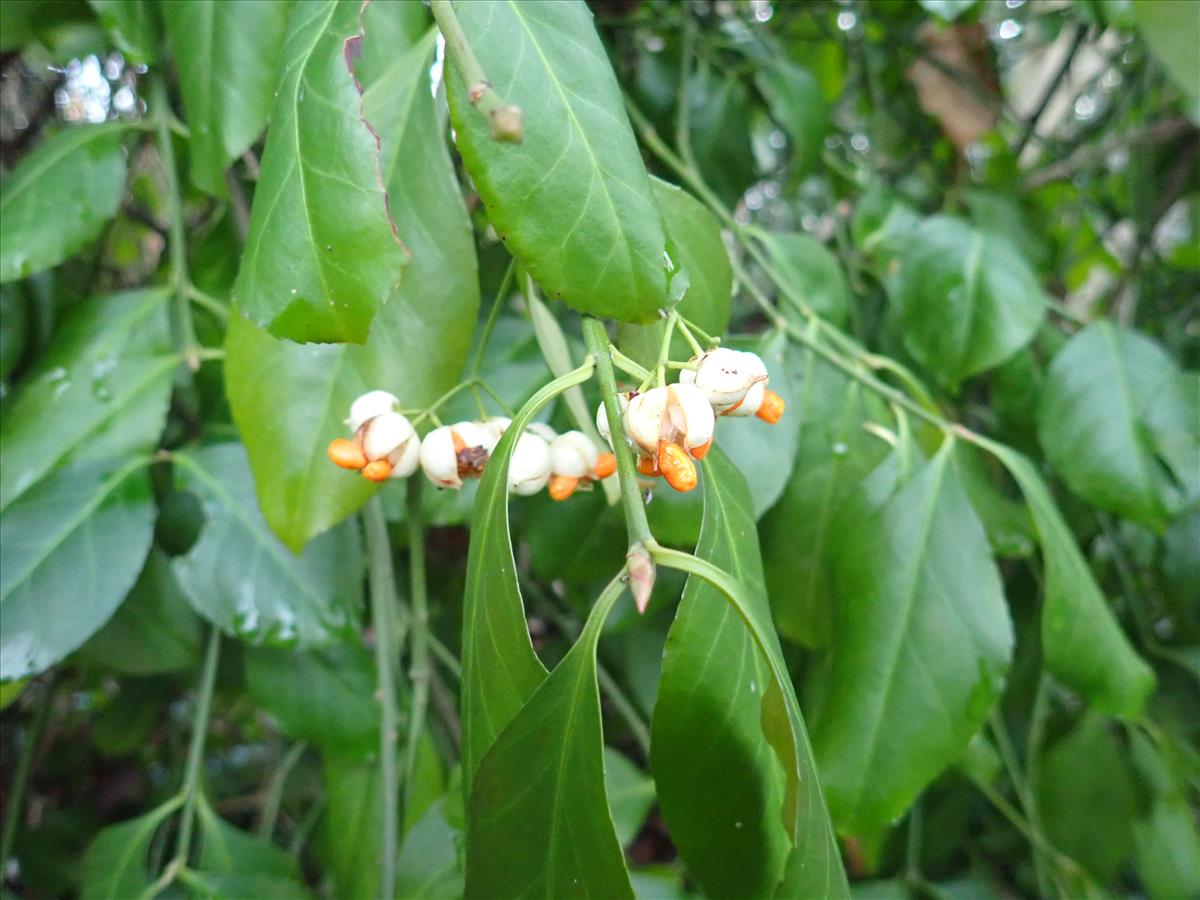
232 0 407 344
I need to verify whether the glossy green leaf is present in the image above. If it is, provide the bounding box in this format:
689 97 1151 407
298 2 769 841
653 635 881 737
890 216 1045 387
1039 322 1193 529
226 28 478 551
0 287 174 511
445 0 671 323
1133 0 1200 106
756 61 826 176
0 123 128 283
764 233 850 328
1 458 154 680
245 641 379 755
171 444 363 647
80 795 182 900
715 332 803 518
356 0 429 87
761 349 887 646
88 0 157 63
79 550 202 674
161 0 289 195
466 578 633 899
1034 713 1135 883
232 0 407 343
986 441 1155 716
461 395 555 790
810 441 1012 834
194 798 308 898
653 449 848 899
605 749 655 849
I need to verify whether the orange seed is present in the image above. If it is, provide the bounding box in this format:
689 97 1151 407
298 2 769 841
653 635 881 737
549 474 580 501
658 442 698 492
690 437 713 460
328 438 367 470
756 389 786 424
593 452 617 479
361 459 393 482
636 454 659 477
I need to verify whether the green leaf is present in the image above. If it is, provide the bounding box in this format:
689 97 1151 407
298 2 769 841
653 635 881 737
715 332 803 518
93 677 170 757
1129 730 1200 900
890 216 1045 387
0 123 128 283
161 0 289 195
245 641 379 754
88 0 158 63
1 458 155 680
445 0 671 324
1034 713 1136 883
356 0 429 87
809 440 1012 834
460 403 552 791
986 442 1155 717
80 795 182 900
226 28 478 551
686 65 756 209
652 178 732 335
78 550 202 675
0 287 174 511
318 753 383 900
604 748 655 849
171 444 364 647
756 61 826 176
760 348 888 646
653 449 848 899
1133 0 1200 107
466 578 633 899
232 0 407 344
1039 322 1193 528
396 797 465 900
194 798 307 898
763 233 850 328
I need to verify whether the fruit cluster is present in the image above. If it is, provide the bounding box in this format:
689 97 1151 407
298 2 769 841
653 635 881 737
326 390 616 500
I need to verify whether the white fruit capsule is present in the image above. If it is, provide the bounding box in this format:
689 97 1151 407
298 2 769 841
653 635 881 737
681 349 769 414
347 390 399 431
595 394 630 449
449 420 489 452
508 431 552 495
479 416 511 452
527 422 558 443
665 382 715 451
420 426 461 489
388 435 421 479
361 412 417 462
624 384 715 456
624 388 669 456
550 431 599 478
726 381 766 417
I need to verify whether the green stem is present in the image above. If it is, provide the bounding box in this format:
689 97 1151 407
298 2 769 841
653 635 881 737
152 76 199 371
672 315 705 357
413 379 479 427
609 347 653 383
173 628 221 868
0 676 55 869
257 741 307 839
470 258 516 377
430 0 522 142
475 380 515 417
653 315 678 389
582 318 653 548
364 497 400 899
184 284 230 322
402 480 431 828
596 664 651 759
